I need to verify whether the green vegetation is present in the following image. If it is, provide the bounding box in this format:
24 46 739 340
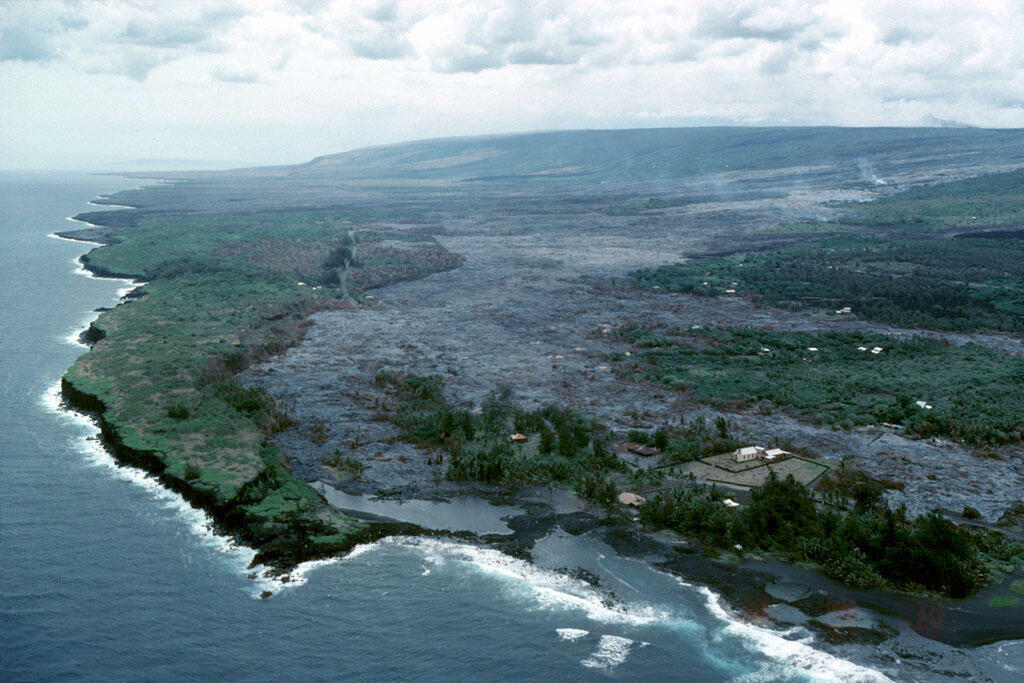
618 325 1024 445
1011 579 1024 596
63 208 461 569
325 450 367 480
988 595 1022 608
755 221 853 235
641 473 1024 598
842 169 1024 229
627 416 741 464
375 373 626 508
635 170 1024 333
633 236 1024 332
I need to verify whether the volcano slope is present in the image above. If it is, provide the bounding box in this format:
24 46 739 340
62 127 1024 585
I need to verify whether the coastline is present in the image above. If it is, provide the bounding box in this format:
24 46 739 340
314 471 1024 649
53 166 1024 657
54 196 436 577
59 365 411 574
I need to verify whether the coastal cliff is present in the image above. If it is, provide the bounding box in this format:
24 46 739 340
56 182 458 574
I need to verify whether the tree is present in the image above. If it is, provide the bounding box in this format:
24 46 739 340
538 427 555 455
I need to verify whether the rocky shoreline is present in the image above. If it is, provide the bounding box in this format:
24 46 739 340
59 372 418 571
56 136 1024 665
309 461 1024 651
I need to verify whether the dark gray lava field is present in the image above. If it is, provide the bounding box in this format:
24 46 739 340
229 128 1024 528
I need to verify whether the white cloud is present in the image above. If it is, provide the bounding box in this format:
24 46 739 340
0 0 1022 169
0 2 87 62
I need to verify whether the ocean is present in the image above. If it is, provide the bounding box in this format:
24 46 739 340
1 171 1018 681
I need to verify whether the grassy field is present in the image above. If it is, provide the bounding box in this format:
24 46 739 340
618 325 1024 446
671 454 830 489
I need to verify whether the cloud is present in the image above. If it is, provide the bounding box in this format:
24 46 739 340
0 3 87 62
0 23 57 62
506 43 580 66
200 3 252 26
348 25 415 60
122 52 166 82
82 50 169 82
298 1 417 61
212 67 260 84
697 4 814 43
411 3 606 73
429 43 502 73
58 14 89 31
760 47 797 75
362 0 400 24
878 24 930 46
120 18 210 49
3 0 1024 173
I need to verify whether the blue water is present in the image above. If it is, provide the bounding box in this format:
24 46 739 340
2 172 1017 681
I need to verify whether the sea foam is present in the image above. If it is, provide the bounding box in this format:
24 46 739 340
40 377 331 599
556 627 589 642
695 584 892 683
383 536 672 627
581 634 637 670
41 189 329 597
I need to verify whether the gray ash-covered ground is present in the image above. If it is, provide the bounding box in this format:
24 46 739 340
241 159 1024 524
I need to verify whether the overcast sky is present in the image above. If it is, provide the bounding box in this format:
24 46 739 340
2 0 1023 169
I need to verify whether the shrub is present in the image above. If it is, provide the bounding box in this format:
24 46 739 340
167 403 190 420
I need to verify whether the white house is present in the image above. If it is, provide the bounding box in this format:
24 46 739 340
733 446 763 462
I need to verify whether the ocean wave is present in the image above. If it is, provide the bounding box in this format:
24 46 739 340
61 216 102 228
88 201 136 209
556 627 589 642
39 381 327 599
581 634 636 670
54 240 145 345
380 536 673 627
695 584 892 683
50 230 104 244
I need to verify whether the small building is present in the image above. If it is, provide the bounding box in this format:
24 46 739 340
625 442 659 457
722 498 740 508
618 492 646 507
733 446 764 462
510 433 528 442
764 448 790 460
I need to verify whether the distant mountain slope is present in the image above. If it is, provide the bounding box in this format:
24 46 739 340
108 126 1024 220
284 127 1024 185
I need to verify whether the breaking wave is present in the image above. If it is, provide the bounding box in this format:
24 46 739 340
337 537 891 679
581 634 637 670
695 584 892 682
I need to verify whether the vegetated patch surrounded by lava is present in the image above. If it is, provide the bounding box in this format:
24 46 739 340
241 156 1024 526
